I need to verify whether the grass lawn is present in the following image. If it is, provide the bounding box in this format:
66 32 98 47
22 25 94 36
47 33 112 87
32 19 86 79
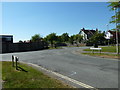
82 53 119 59
82 46 120 59
2 61 71 88
83 46 120 53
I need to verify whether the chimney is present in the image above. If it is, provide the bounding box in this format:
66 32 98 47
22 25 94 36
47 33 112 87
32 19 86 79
83 28 85 30
96 28 98 32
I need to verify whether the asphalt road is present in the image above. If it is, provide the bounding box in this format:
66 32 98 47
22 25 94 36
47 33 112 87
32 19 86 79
2 47 119 88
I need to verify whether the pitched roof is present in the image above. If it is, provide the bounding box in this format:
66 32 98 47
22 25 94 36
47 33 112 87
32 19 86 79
108 30 120 38
80 28 96 35
108 30 116 35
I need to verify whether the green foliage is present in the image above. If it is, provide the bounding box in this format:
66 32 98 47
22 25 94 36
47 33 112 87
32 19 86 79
108 1 120 29
31 34 42 42
87 31 106 45
57 36 62 43
68 34 83 45
44 33 58 47
69 35 74 44
19 40 23 43
61 33 69 42
73 34 83 43
44 33 83 47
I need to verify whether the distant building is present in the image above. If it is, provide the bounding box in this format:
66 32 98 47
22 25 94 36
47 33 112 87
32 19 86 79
0 35 13 43
79 28 97 41
105 30 116 39
105 30 120 44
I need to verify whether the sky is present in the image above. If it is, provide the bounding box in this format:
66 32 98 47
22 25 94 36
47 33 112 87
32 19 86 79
2 2 115 42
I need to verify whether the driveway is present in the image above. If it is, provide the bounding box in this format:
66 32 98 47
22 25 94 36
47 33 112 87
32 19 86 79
2 47 119 88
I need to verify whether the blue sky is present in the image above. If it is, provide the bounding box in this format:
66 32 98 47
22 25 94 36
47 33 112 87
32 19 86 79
2 2 114 42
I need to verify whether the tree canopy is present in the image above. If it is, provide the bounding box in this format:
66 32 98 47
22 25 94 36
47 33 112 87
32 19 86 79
31 34 42 42
44 33 58 47
61 33 69 42
108 1 120 29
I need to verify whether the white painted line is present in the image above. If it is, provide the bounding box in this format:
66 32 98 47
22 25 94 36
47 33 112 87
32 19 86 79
70 71 76 76
20 61 98 90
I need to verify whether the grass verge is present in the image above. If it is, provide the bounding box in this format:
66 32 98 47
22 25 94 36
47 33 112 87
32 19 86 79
83 46 119 53
82 53 119 59
2 61 71 88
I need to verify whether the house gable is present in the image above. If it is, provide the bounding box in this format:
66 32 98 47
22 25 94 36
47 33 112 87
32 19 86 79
79 28 97 40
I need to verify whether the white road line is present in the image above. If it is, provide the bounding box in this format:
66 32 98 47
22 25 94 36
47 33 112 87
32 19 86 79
20 61 98 90
70 71 76 76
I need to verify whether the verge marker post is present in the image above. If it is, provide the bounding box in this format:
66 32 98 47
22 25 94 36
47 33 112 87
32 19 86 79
12 55 14 67
16 57 19 70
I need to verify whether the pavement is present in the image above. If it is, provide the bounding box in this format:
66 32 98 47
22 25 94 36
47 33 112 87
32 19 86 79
1 47 119 88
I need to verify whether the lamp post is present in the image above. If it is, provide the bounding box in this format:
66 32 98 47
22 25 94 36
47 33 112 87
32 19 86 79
106 24 109 31
114 6 119 55
106 24 110 45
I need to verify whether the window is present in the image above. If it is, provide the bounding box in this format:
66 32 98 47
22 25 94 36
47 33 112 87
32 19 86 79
6 37 12 41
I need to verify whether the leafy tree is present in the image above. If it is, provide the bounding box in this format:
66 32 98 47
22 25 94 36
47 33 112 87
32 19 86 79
108 1 120 29
73 34 83 43
69 35 74 45
61 33 69 42
31 34 42 42
88 31 106 45
19 40 23 43
57 36 62 43
44 33 58 47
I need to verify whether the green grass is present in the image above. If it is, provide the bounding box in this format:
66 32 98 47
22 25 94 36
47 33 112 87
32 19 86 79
2 61 71 88
82 53 119 59
83 46 119 53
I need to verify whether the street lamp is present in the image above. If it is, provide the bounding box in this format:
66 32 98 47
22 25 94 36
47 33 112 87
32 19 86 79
106 24 109 31
106 24 110 45
114 5 119 55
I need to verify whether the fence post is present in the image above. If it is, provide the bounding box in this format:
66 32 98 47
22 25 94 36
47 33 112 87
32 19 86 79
12 55 14 67
16 57 19 70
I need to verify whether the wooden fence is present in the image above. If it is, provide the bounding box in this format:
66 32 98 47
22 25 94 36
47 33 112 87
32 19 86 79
1 41 48 53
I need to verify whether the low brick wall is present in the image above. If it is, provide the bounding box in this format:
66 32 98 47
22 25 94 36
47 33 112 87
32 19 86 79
2 41 48 53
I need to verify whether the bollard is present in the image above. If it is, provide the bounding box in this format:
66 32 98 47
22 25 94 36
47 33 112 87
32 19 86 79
16 57 18 70
12 55 14 67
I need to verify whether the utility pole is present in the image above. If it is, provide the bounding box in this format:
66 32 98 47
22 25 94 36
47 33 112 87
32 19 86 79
118 2 120 57
114 3 120 55
106 24 109 45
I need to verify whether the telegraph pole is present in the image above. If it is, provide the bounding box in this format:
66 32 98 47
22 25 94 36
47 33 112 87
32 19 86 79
114 3 120 55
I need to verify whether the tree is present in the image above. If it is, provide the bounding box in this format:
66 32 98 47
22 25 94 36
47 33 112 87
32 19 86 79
19 40 23 43
31 34 42 42
69 35 74 45
73 34 83 43
57 36 62 43
108 1 120 29
61 33 69 42
44 33 58 47
87 31 106 45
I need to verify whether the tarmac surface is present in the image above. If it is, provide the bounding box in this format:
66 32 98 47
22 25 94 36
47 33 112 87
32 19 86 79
2 47 119 88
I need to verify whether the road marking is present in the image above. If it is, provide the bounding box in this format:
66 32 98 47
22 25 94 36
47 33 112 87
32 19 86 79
70 71 76 76
20 61 98 90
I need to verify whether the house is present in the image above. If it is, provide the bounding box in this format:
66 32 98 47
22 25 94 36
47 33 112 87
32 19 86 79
79 28 97 41
105 30 117 39
0 35 13 43
105 30 120 43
